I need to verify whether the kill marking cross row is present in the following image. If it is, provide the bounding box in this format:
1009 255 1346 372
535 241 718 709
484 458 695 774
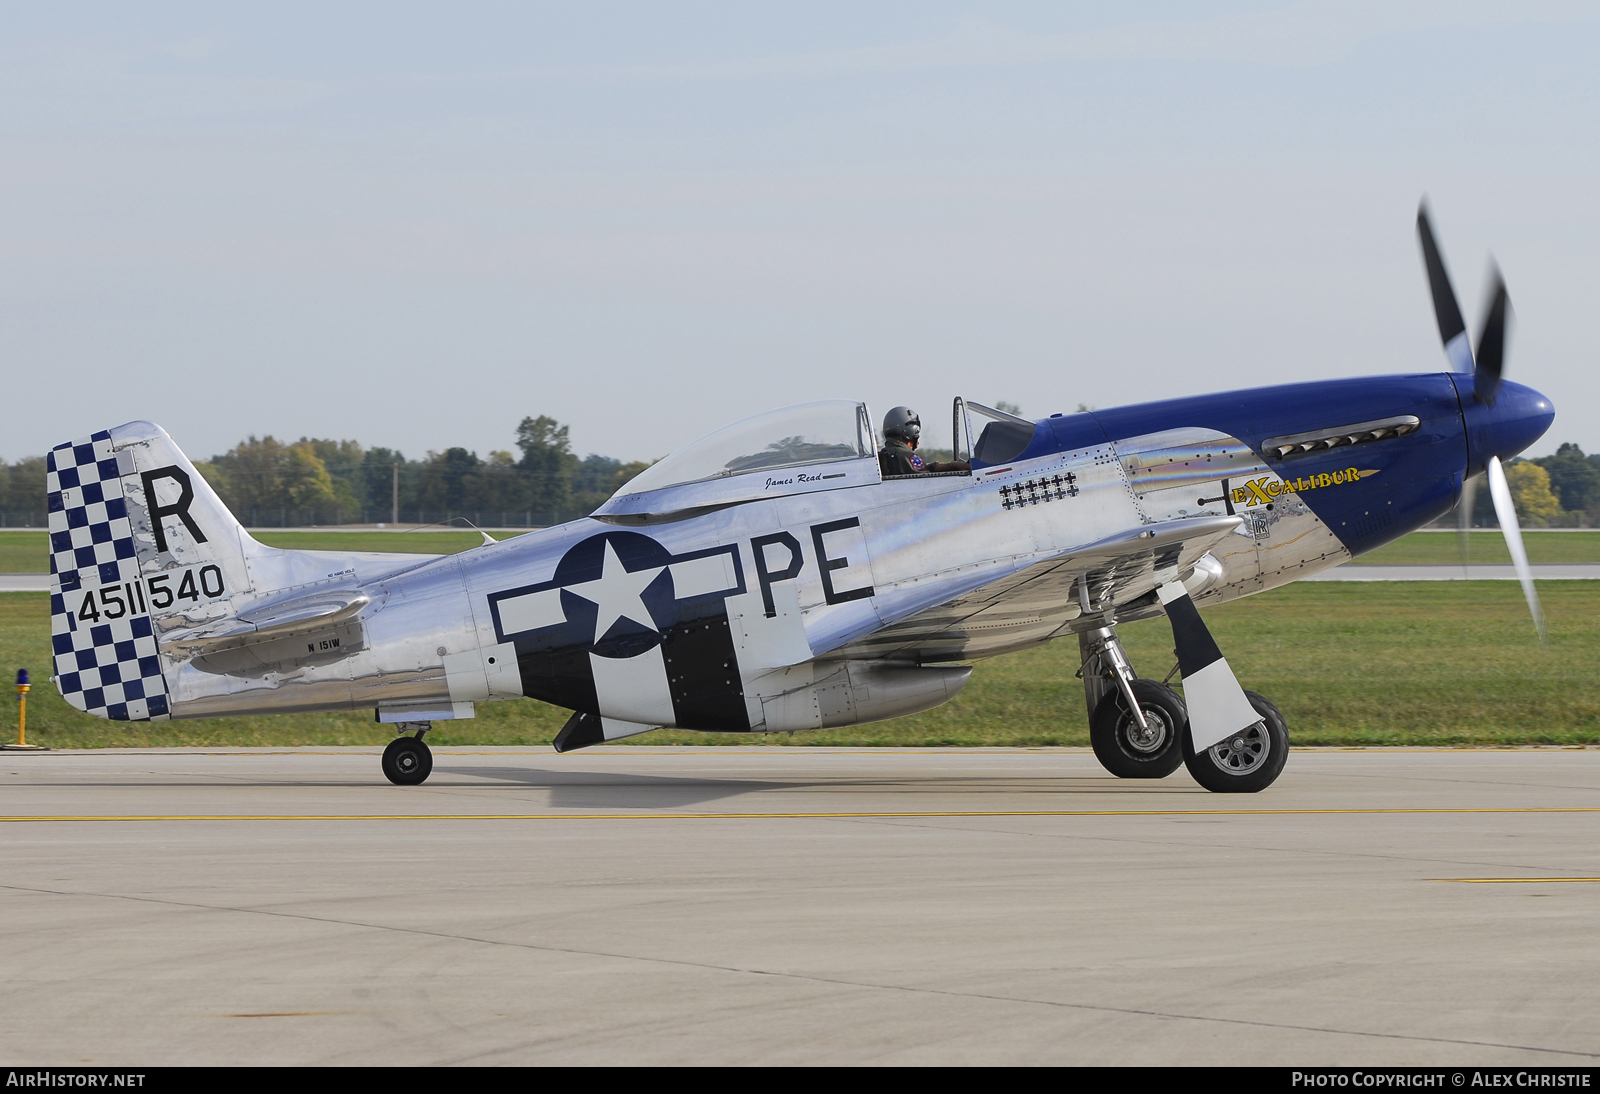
1001 473 1079 510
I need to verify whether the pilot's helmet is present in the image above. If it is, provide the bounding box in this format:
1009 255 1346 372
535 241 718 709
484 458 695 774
883 406 921 443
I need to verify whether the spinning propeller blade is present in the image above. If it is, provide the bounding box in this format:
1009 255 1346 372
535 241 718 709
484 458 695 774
1457 473 1478 576
1474 269 1509 407
1419 200 1543 642
1418 203 1474 374
1486 456 1548 646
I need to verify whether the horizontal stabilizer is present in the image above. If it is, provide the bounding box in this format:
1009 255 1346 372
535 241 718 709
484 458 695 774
164 593 367 655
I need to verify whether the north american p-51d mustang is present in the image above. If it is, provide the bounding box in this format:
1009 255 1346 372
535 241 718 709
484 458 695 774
45 206 1552 792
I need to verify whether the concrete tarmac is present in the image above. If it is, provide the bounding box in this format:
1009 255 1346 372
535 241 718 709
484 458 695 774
1 746 1597 1066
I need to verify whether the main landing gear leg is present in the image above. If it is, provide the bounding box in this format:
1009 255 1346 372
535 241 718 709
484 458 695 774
1080 627 1187 779
382 721 434 786
1156 582 1289 793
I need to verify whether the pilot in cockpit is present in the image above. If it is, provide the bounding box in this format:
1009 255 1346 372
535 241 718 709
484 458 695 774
878 407 972 478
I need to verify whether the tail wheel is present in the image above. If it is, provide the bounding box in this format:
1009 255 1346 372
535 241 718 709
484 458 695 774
1182 690 1289 793
1089 679 1188 779
382 736 433 786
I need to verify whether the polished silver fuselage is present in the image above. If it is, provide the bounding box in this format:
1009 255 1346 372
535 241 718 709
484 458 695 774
156 424 1343 728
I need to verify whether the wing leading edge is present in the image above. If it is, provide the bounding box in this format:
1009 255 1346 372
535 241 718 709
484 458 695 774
829 514 1244 665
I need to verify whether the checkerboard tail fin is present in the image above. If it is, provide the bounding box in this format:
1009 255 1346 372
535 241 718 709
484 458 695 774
47 422 253 723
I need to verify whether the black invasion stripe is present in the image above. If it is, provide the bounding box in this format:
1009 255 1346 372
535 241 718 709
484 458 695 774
661 601 749 731
1163 590 1224 678
518 644 599 715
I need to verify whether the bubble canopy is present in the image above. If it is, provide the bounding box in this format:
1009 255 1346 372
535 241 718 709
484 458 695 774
594 400 880 521
615 400 876 496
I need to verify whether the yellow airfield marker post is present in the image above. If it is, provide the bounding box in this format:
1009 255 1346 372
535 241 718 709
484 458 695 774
4 669 45 751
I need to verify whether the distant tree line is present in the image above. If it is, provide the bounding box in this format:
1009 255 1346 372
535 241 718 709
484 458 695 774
0 416 650 529
0 457 47 526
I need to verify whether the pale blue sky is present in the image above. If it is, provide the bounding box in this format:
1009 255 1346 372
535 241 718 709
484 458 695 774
2 3 1596 463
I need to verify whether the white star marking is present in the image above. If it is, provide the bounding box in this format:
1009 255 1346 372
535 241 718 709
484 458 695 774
564 541 667 644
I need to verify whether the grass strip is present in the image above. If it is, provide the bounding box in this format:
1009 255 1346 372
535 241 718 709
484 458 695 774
1352 529 1600 565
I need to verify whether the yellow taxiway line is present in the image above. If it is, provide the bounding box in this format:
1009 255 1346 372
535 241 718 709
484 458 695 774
1434 877 1600 883
0 806 1597 823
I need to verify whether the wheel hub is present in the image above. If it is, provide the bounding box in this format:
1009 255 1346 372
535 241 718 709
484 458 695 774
1208 721 1269 774
1123 710 1169 754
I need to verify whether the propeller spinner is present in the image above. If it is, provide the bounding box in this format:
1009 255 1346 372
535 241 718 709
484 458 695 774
1416 201 1548 644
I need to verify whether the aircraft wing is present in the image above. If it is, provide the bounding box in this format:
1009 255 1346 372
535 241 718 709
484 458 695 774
830 514 1244 664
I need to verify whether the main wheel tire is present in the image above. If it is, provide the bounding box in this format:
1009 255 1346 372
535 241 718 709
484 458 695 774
1089 679 1188 779
382 736 433 786
1182 690 1288 793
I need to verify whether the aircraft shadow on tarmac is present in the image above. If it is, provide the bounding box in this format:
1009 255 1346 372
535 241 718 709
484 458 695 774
431 765 795 809
429 765 1210 808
